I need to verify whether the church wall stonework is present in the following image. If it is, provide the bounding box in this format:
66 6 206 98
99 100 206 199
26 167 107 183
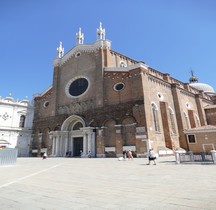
205 108 216 125
56 52 101 107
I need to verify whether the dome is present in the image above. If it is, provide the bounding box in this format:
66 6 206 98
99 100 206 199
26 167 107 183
189 82 215 93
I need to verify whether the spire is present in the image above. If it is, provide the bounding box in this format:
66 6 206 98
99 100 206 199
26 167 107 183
97 22 105 40
57 41 64 58
76 27 84 45
189 69 198 83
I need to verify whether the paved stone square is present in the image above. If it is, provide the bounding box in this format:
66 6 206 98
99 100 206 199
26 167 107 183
0 156 215 210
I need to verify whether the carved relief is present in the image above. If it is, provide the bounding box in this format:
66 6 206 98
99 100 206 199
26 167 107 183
57 99 94 115
0 112 11 121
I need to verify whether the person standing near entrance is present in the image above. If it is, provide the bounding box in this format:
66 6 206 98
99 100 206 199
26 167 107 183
147 148 156 165
127 150 133 160
42 152 47 160
88 151 91 158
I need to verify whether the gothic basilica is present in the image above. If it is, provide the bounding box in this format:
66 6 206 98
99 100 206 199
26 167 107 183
31 23 216 158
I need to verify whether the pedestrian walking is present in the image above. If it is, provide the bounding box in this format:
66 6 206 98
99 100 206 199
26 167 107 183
147 148 156 165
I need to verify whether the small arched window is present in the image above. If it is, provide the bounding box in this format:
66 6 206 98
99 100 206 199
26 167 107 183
19 115 25 128
151 103 159 132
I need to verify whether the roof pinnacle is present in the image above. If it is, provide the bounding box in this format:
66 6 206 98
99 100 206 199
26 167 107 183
97 22 105 40
57 41 64 58
76 27 84 45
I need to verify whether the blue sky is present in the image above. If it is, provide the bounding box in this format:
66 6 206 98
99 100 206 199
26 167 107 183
1 0 216 101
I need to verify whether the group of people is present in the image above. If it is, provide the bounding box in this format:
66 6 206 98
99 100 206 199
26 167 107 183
42 148 157 164
122 150 134 160
121 148 157 165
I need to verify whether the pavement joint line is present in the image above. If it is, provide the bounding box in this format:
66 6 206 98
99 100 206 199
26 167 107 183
0 164 62 189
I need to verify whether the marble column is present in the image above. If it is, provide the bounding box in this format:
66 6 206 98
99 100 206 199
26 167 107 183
83 133 87 157
70 136 74 156
87 132 91 154
55 136 59 156
51 137 55 156
64 132 68 157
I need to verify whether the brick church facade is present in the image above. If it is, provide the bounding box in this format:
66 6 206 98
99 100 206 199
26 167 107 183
31 23 216 157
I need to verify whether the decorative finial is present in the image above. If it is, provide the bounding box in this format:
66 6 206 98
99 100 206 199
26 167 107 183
189 68 198 83
76 27 84 45
57 41 64 58
97 22 105 40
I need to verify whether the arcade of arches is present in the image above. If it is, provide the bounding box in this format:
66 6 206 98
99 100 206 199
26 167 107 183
32 115 147 158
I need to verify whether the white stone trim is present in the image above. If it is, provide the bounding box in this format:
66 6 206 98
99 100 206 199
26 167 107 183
65 76 90 99
122 145 136 151
105 147 116 152
104 62 148 72
33 86 52 98
113 82 125 92
184 128 216 134
54 40 111 66
202 144 215 152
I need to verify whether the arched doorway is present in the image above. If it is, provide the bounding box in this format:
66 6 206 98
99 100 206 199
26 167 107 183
50 115 96 157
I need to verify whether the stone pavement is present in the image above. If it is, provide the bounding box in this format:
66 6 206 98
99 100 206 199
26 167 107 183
0 156 215 210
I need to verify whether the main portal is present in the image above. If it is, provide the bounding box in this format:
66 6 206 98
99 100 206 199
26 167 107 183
73 137 83 156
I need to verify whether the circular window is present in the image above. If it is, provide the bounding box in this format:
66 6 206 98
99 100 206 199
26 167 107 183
157 92 163 100
43 101 49 108
75 52 81 57
113 82 125 91
67 77 89 97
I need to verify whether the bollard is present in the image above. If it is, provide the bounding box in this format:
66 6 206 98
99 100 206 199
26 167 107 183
188 151 194 162
175 151 180 164
211 150 216 164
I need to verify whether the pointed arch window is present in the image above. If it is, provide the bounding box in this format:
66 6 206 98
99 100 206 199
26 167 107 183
169 107 176 134
183 112 190 129
151 103 159 132
195 114 200 127
19 115 25 128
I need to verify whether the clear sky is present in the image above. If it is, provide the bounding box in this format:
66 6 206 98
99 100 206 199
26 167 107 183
1 0 216 101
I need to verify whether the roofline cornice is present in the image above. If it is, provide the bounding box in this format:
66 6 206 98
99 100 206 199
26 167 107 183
104 62 148 72
54 40 111 67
